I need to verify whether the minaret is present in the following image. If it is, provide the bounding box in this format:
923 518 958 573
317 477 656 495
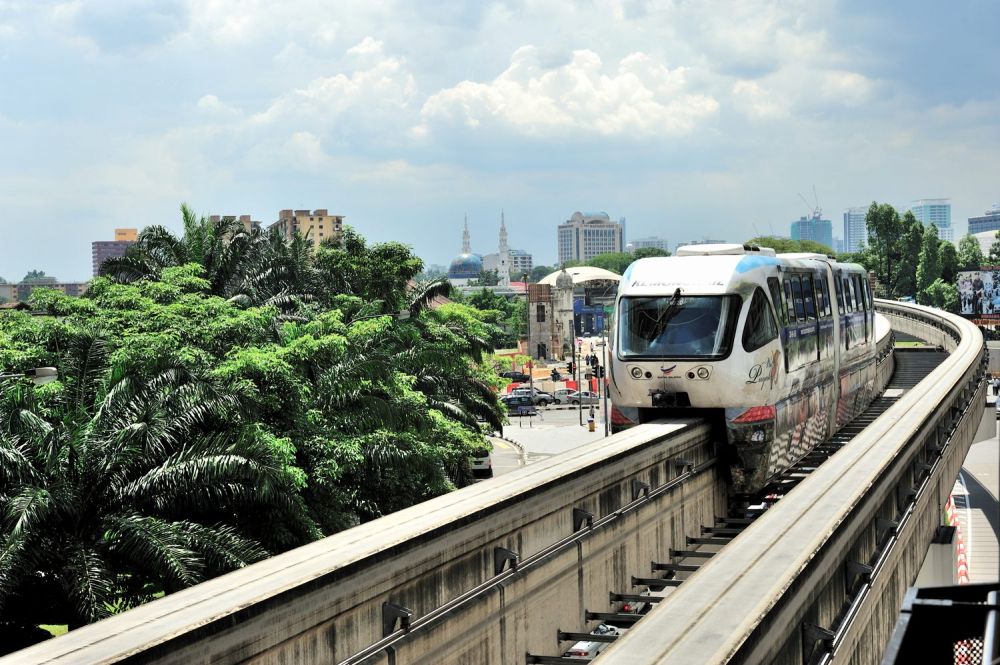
462 215 471 254
498 210 511 288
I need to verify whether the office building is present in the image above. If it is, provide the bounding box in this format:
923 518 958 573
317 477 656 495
91 228 138 276
627 236 669 253
485 249 533 276
843 207 868 253
16 281 88 301
968 203 1000 235
557 212 624 264
909 199 952 242
0 282 16 303
270 209 344 250
790 214 834 250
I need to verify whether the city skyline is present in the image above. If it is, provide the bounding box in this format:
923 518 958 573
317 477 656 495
0 1 997 281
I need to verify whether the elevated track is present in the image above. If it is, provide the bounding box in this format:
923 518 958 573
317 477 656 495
1 302 987 665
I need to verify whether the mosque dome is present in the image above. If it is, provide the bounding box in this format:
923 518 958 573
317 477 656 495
448 253 484 279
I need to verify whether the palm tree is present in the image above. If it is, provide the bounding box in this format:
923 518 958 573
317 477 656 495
0 333 316 646
100 205 308 308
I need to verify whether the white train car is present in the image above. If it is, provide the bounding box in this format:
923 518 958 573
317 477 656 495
609 244 884 493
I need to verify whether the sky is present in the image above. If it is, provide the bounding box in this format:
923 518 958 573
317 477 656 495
0 0 997 282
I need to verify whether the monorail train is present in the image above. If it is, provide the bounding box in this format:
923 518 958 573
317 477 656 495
609 243 887 493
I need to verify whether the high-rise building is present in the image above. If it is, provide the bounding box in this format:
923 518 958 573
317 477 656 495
91 228 138 276
790 214 833 250
270 209 344 250
843 207 868 253
627 236 669 253
909 199 952 242
557 212 624 264
967 203 1000 235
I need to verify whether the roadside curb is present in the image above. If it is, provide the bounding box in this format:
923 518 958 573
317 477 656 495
490 432 525 453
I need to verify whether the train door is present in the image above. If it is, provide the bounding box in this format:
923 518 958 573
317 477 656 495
767 277 788 372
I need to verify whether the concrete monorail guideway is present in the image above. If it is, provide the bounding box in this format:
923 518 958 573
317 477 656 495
0 302 988 665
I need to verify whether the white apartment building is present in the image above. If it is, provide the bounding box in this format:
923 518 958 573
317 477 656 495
557 212 624 264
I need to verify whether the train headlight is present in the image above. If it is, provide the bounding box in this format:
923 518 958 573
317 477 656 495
750 428 766 443
696 367 710 379
630 366 643 379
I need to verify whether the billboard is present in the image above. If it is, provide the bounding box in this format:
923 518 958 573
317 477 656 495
958 268 1000 316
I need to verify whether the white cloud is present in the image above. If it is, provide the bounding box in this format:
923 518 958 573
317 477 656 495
419 46 718 138
348 36 382 56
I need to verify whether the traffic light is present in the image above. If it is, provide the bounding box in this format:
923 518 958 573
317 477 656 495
567 361 575 374
596 366 605 378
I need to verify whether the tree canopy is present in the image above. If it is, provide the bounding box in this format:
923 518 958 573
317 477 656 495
1 205 507 648
745 236 834 255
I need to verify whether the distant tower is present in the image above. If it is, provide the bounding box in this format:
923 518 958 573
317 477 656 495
498 211 511 288
462 215 471 254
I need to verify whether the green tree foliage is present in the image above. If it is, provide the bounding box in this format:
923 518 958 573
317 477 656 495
916 224 941 303
584 252 631 275
0 211 505 645
528 265 554 282
632 247 671 260
21 271 55 284
921 279 960 313
939 241 959 285
989 231 1000 264
471 269 500 286
0 333 309 634
746 236 834 255
864 202 904 296
957 233 985 270
889 212 923 300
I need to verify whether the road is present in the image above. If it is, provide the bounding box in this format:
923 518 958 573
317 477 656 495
488 406 612 476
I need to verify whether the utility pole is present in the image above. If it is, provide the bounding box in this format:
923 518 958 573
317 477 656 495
602 312 610 437
524 274 533 395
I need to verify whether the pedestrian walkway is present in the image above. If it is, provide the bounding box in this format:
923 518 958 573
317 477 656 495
951 401 999 583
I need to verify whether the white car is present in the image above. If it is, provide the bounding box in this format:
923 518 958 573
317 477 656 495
562 623 620 659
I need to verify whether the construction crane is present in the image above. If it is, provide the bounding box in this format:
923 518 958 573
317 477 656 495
798 186 823 220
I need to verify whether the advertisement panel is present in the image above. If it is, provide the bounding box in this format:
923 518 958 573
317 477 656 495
958 267 1000 316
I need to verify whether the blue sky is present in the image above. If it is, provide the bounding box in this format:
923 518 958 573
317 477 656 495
1 0 997 282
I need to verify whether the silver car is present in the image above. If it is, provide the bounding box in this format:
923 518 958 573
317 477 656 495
564 390 599 406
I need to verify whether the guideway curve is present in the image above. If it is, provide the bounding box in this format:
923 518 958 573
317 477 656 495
598 300 989 665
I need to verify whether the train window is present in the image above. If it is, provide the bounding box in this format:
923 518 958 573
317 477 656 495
850 277 861 313
743 288 779 352
767 277 787 326
790 277 806 320
820 278 832 317
783 280 796 322
843 278 854 312
834 276 845 314
802 274 817 320
617 294 741 358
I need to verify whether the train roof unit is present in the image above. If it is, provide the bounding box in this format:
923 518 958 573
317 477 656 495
675 243 776 257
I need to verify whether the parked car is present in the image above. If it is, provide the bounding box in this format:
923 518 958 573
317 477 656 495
553 388 575 404
471 449 492 478
500 394 536 410
563 390 599 406
562 623 620 659
499 370 530 383
510 387 553 406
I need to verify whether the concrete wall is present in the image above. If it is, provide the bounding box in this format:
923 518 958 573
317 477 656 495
2 421 722 665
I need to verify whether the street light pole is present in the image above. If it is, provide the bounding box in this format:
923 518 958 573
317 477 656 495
524 274 533 395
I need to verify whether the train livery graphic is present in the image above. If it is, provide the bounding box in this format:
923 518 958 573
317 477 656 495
609 244 886 493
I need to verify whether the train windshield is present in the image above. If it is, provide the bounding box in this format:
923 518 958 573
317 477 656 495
618 294 740 358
